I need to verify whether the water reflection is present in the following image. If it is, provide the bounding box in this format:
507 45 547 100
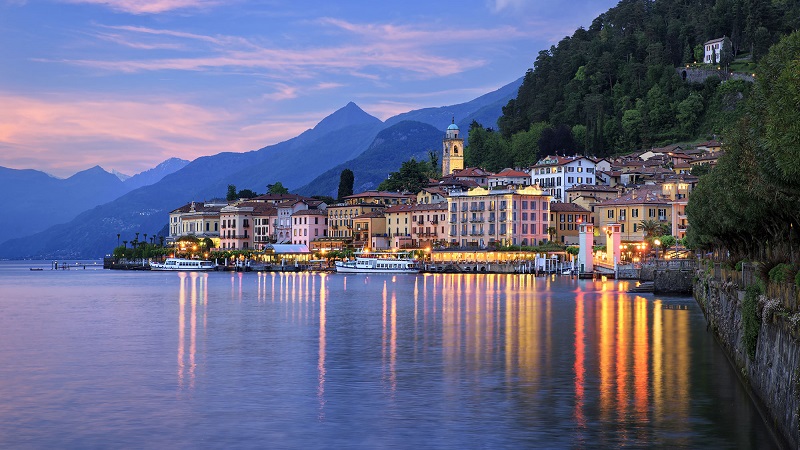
167 272 763 447
177 272 208 390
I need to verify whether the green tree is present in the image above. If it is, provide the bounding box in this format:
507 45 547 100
226 184 237 201
676 92 704 135
378 158 429 193
337 169 354 200
237 189 258 199
719 36 734 69
268 182 289 194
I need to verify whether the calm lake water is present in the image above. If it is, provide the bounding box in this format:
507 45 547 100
0 261 776 448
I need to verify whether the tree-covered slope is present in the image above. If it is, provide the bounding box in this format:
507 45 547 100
469 0 799 167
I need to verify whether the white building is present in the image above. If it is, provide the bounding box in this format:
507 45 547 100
704 37 725 64
530 156 610 203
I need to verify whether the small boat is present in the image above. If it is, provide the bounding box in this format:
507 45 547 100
150 258 216 271
29 268 44 271
335 251 419 274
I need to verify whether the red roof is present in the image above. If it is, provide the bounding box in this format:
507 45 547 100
492 168 530 178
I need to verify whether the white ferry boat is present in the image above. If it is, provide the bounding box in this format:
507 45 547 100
335 251 419 274
150 258 217 271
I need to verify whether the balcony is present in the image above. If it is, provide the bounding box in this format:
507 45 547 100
470 218 483 223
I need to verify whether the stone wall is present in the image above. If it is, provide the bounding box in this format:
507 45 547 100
695 274 800 448
653 269 693 294
676 67 755 84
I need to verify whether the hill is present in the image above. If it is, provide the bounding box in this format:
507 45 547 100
491 0 799 161
295 121 443 198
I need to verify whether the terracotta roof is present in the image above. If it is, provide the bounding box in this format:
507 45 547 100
595 186 668 206
383 204 416 214
550 202 590 213
171 201 225 214
252 193 310 203
566 184 618 192
491 168 530 178
534 155 587 166
344 190 415 199
292 209 326 216
452 167 492 177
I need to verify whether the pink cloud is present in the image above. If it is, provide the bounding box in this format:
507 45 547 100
64 0 221 14
0 93 318 177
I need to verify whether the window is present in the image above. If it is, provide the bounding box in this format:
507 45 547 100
608 210 614 219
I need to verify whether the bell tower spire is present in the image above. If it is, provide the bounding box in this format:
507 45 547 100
442 118 464 176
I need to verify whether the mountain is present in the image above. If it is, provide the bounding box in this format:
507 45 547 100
111 169 131 181
0 104 384 259
295 121 443 198
0 80 521 259
0 157 195 243
124 158 190 190
384 77 523 132
0 165 128 242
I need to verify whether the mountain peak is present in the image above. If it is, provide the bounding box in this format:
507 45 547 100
311 102 381 136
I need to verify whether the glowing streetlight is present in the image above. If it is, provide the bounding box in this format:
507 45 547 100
654 238 661 260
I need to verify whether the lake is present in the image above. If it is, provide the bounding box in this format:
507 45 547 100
0 261 776 448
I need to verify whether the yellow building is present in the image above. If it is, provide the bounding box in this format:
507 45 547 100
594 187 672 242
352 211 386 248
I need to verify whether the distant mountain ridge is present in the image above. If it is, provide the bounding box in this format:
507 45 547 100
0 78 522 259
0 158 190 243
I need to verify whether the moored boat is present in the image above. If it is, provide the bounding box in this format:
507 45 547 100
334 251 419 274
150 258 217 271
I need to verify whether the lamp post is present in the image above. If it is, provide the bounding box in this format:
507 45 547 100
654 238 661 261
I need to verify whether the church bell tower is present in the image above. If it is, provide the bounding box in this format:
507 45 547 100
442 118 464 176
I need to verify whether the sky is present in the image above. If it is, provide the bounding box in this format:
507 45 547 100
0 0 619 178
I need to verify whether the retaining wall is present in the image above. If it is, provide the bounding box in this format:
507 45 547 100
695 274 800 448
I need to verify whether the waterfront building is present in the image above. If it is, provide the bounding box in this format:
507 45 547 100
594 186 672 242
291 209 328 247
447 185 551 247
410 202 448 249
441 120 464 176
326 202 385 242
219 201 261 250
550 202 592 245
274 199 318 244
252 204 278 249
352 211 387 249
530 156 609 202
168 201 226 244
383 204 414 249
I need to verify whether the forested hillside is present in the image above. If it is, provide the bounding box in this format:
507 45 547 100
685 30 800 261
467 0 799 170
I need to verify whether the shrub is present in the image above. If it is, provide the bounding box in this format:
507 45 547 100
769 263 795 283
796 271 800 287
742 284 762 360
735 259 748 271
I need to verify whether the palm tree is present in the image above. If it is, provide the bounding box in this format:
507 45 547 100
117 233 120 247
123 240 128 248
639 219 665 239
547 226 557 243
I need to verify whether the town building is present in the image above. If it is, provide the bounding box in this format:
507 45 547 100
410 202 448 249
291 209 328 247
352 211 387 249
530 156 609 202
383 204 415 249
488 168 531 189
594 187 672 242
550 202 592 245
447 185 551 247
219 201 276 250
168 200 226 244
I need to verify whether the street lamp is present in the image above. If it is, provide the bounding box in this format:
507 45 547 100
654 238 661 261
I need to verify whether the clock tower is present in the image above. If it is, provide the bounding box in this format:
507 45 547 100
442 119 464 176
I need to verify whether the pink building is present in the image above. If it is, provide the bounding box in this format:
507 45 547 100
291 209 328 246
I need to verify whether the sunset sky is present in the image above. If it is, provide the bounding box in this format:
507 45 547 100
0 0 618 177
